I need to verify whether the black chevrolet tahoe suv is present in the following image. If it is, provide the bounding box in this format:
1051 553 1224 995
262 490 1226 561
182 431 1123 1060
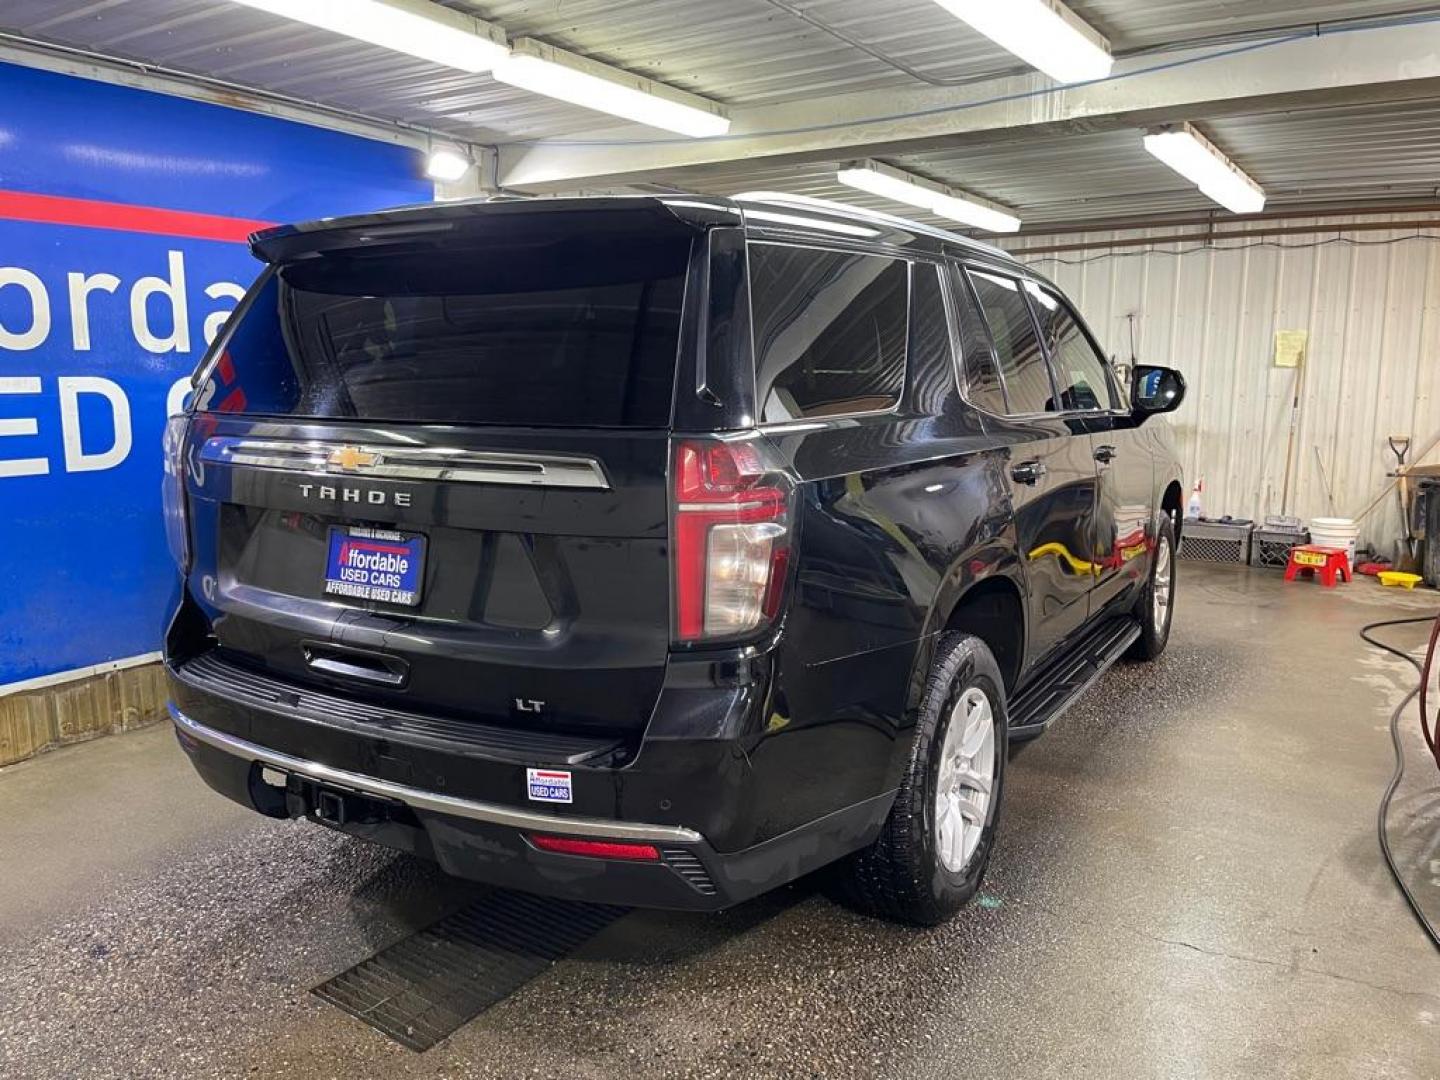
162 193 1185 925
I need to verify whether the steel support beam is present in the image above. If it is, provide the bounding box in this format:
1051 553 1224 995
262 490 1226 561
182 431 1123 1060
498 21 1440 191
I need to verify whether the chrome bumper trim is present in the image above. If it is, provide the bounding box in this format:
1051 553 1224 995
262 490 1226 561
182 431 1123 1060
168 704 703 844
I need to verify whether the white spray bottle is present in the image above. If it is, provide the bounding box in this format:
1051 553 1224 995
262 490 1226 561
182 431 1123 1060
1186 479 1204 520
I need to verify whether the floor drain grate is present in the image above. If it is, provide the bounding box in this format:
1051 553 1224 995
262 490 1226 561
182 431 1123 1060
314 889 626 1051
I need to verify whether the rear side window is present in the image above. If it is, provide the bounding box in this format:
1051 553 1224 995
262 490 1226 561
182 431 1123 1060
967 269 1054 415
948 266 1008 415
749 244 908 422
196 229 692 428
1026 283 1115 411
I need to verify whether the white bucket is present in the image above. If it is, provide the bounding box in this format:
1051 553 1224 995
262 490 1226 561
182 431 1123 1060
1309 516 1359 569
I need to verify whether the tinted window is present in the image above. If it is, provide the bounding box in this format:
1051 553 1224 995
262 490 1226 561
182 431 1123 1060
1027 283 1115 411
949 266 1008 415
967 269 1053 415
909 263 957 416
749 244 908 422
196 230 691 427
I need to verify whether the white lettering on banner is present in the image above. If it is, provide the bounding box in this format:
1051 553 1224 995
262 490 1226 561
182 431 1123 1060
0 376 48 478
0 267 51 351
0 253 242 356
203 282 246 345
0 251 250 477
166 376 191 419
59 376 132 473
130 250 190 354
67 271 121 351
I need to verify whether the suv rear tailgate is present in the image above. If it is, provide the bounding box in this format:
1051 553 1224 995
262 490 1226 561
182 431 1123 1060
176 204 696 738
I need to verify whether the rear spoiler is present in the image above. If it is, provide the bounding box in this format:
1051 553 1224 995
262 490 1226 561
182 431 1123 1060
249 195 738 264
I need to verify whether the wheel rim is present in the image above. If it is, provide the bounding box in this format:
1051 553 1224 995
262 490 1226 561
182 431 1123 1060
1152 535 1173 636
935 686 997 874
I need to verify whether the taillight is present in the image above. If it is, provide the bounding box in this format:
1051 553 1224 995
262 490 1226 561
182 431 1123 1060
161 414 190 572
672 439 792 644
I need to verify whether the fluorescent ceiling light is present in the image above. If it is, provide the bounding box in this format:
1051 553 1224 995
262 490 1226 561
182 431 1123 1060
229 0 508 73
494 39 730 138
930 0 1112 83
1143 123 1266 214
425 147 472 182
836 160 1021 234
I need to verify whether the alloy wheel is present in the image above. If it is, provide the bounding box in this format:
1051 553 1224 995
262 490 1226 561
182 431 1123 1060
935 686 997 873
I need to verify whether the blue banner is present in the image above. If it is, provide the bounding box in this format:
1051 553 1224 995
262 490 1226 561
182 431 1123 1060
0 61 430 687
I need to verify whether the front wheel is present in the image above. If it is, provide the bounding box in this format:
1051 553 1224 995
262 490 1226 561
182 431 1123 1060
1128 515 1176 660
836 633 1007 926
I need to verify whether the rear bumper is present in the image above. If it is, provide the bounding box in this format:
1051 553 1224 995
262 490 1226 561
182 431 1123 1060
169 701 892 912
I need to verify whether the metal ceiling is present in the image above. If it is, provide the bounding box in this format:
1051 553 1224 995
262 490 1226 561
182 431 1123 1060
2 0 1438 226
2 0 1429 139
641 99 1440 228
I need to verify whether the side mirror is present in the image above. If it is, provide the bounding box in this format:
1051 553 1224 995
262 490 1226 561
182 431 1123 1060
1131 365 1186 420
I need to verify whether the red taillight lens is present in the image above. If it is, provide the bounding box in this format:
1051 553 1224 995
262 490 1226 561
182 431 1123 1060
672 439 791 643
530 835 661 861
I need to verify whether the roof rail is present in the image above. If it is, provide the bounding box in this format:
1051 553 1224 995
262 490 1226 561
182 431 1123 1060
731 190 1006 256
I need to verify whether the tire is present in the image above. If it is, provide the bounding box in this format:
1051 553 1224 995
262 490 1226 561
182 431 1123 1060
837 633 1008 926
1127 515 1176 661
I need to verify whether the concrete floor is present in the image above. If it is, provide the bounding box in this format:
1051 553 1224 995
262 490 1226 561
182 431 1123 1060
1 564 1437 1079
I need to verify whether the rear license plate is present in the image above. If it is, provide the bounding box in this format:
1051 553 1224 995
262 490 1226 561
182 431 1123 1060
323 526 426 606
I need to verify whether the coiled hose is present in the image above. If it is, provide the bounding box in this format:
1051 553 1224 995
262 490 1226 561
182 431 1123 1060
1360 612 1440 952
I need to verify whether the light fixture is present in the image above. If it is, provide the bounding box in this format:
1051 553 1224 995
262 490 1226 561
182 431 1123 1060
493 38 730 138
1142 123 1266 214
835 160 1021 234
929 0 1113 83
229 0 508 73
425 147 473 182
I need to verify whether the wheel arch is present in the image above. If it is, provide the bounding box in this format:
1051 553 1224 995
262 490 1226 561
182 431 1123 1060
1160 477 1184 542
908 543 1027 718
941 576 1025 695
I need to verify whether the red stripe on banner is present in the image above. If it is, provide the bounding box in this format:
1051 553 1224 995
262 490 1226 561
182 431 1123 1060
0 189 275 243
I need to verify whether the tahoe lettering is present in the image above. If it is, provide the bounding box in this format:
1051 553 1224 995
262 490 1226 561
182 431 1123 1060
297 483 412 507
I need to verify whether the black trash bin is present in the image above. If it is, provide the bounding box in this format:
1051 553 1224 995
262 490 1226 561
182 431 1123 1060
1420 479 1440 587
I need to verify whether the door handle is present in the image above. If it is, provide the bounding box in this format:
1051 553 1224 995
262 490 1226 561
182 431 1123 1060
1094 444 1117 464
1010 460 1048 485
302 642 409 687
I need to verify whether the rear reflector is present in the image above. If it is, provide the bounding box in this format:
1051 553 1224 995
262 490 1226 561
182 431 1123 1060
529 834 662 861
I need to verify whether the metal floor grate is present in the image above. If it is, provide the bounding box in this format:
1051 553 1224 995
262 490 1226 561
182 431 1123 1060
314 890 626 1051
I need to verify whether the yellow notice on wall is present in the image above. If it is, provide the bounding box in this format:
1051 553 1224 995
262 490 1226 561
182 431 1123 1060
1274 329 1308 368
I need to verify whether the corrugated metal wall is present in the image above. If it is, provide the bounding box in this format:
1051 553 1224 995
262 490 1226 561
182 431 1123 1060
1011 214 1440 555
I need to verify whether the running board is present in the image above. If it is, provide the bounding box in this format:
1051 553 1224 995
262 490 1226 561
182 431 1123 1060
1007 617 1141 740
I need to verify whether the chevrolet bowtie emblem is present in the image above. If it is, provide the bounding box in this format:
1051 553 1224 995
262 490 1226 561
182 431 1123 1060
327 446 381 471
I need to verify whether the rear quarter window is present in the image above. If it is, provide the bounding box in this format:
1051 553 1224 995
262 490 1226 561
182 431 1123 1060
967 269 1054 416
748 243 908 423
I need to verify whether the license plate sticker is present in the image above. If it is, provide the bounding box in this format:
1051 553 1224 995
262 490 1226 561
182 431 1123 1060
527 768 573 804
324 527 425 606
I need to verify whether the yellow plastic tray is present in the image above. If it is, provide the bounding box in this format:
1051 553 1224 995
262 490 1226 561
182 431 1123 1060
1377 571 1423 589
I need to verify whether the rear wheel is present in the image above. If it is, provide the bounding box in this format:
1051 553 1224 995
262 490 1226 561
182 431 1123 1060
837 633 1007 926
1128 516 1176 661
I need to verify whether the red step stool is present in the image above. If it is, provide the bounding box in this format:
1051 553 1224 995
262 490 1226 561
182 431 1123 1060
1283 544 1351 587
